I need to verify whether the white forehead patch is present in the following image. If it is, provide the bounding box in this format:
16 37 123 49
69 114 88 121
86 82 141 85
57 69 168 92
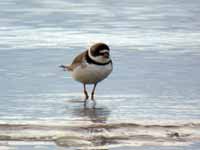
99 49 109 53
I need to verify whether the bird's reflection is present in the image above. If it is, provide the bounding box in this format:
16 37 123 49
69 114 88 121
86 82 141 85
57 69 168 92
72 106 111 149
72 106 110 123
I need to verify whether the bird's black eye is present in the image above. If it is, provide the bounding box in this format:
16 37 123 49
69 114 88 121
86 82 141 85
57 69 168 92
99 51 109 58
99 51 109 55
90 43 110 57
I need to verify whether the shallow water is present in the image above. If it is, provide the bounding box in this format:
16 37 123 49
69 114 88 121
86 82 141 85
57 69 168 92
0 0 200 149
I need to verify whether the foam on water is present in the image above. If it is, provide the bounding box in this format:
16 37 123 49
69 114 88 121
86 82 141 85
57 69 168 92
0 119 200 149
0 26 200 54
0 0 200 53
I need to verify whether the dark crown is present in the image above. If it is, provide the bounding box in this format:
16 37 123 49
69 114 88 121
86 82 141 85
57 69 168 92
90 43 110 57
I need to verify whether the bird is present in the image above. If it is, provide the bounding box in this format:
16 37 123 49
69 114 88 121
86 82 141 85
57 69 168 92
60 42 113 108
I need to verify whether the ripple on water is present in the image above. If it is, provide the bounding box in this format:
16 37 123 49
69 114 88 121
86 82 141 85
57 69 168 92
0 119 200 149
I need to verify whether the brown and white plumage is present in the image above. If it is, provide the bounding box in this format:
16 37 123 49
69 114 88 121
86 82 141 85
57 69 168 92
60 43 113 108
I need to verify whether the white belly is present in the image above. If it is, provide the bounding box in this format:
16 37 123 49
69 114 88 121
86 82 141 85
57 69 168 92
71 63 112 84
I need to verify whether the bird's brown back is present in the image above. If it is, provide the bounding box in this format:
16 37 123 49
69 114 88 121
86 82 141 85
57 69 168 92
68 50 87 70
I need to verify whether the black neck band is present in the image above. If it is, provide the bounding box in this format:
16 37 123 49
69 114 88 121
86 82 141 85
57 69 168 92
86 52 111 66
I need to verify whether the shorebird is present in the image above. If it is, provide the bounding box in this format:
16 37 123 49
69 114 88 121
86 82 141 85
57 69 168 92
60 43 113 108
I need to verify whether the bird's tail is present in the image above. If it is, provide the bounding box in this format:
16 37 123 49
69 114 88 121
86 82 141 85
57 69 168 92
59 65 71 71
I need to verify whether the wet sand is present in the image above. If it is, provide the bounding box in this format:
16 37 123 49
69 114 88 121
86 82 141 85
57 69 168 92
1 142 200 150
0 111 200 149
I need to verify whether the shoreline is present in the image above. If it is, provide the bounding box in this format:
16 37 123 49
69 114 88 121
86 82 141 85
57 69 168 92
0 120 199 149
0 141 200 150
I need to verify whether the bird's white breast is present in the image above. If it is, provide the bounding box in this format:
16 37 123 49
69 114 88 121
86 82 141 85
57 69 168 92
71 62 112 84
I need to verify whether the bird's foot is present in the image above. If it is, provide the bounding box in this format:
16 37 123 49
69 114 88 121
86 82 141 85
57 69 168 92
91 98 96 109
84 95 89 108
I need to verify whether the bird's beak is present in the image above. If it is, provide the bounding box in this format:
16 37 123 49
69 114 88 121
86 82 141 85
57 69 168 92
103 52 109 58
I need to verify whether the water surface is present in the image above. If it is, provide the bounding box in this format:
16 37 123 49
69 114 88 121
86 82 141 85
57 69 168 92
0 0 200 149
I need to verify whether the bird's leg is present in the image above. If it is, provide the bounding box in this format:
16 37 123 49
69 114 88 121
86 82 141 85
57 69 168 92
83 84 89 107
91 83 97 108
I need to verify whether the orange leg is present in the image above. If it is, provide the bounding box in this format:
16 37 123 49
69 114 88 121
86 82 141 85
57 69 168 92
91 83 97 108
83 84 89 107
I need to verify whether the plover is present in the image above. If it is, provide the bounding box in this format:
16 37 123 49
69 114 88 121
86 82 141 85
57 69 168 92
60 43 113 108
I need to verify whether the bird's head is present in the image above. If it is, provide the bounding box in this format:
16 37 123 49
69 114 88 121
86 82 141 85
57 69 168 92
88 43 111 64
